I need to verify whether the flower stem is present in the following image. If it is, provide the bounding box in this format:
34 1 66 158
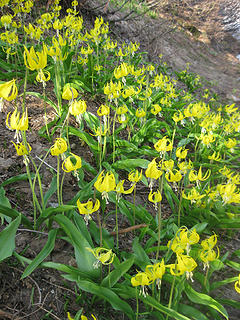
166 275 176 320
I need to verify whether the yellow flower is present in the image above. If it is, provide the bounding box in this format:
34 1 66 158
218 184 240 205
114 62 129 79
50 138 67 156
128 169 142 184
0 79 18 101
12 141 31 156
235 274 240 294
36 69 51 84
77 198 100 224
165 170 182 183
69 100 87 117
145 260 165 289
172 111 185 123
136 108 146 118
145 158 163 190
131 271 150 297
168 227 199 255
162 159 174 172
168 254 197 279
189 167 211 185
225 104 238 114
24 45 47 71
62 153 82 172
97 104 110 117
199 234 219 270
178 160 193 175
116 180 135 201
154 136 173 153
6 108 28 131
200 133 215 147
182 187 205 204
80 44 93 55
224 138 237 151
148 190 162 210
176 147 188 159
1 14 12 27
94 170 116 203
151 104 162 116
86 247 115 268
208 151 221 161
62 86 78 100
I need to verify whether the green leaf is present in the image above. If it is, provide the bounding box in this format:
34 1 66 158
178 303 209 320
83 111 100 130
53 214 99 278
0 204 32 228
0 186 11 222
225 260 240 271
0 173 33 187
73 214 94 248
101 256 135 288
210 276 238 291
43 175 57 206
37 205 76 227
21 229 58 279
112 159 150 170
77 279 134 319
185 283 229 319
132 237 151 269
117 286 191 320
68 126 98 155
0 215 21 262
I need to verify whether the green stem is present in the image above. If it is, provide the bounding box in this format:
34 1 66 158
97 211 102 247
112 111 117 163
156 200 162 261
166 276 176 320
136 287 139 320
57 156 61 206
60 171 66 206
133 186 136 227
43 85 50 140
115 202 119 251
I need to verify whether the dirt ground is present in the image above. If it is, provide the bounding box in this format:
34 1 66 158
0 1 240 319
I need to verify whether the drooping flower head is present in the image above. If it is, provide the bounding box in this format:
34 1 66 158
50 137 67 156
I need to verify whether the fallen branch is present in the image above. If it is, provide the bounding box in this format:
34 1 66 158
110 224 148 236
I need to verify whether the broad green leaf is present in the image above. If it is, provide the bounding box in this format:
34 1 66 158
0 186 11 223
73 214 94 248
0 173 33 187
36 205 76 227
210 276 238 291
77 279 134 319
225 260 240 271
53 214 99 278
14 252 88 280
68 126 98 154
0 215 21 262
43 175 57 206
132 237 151 269
0 204 32 228
185 283 229 319
117 286 191 320
83 111 100 130
217 298 240 310
21 229 58 279
178 303 209 320
101 256 134 288
112 159 150 170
